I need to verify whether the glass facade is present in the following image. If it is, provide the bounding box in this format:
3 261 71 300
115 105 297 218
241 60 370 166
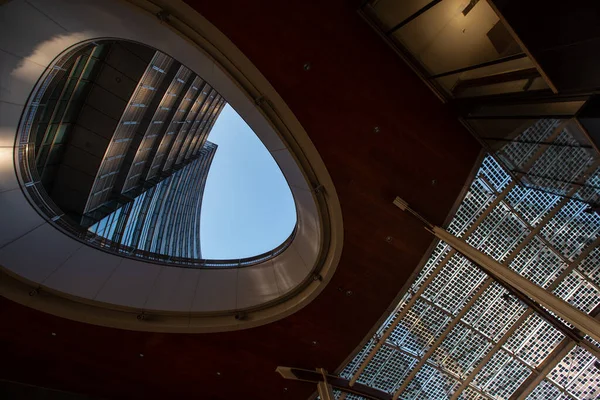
17 38 296 267
89 142 217 259
85 51 174 212
494 119 599 200
338 153 600 400
121 65 193 194
15 39 258 266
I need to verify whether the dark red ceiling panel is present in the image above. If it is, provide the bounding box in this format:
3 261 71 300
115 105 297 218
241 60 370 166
0 1 480 399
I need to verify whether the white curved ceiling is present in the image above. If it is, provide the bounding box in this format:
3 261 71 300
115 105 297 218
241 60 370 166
0 0 342 331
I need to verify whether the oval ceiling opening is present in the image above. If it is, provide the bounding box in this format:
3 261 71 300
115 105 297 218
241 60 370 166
18 39 296 266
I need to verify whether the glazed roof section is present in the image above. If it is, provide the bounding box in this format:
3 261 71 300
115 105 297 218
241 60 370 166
338 138 600 398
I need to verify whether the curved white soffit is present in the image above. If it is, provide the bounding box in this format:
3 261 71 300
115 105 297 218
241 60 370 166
0 0 343 332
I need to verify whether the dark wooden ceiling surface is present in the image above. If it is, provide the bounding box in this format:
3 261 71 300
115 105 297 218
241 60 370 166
0 1 480 399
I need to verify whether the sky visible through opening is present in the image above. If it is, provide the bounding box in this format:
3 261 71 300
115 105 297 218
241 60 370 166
200 104 296 259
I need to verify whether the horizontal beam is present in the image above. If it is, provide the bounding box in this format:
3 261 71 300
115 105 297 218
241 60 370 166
276 367 391 400
429 53 527 79
386 0 444 35
453 68 540 94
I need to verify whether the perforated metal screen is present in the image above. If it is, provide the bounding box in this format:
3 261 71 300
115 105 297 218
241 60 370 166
338 150 600 400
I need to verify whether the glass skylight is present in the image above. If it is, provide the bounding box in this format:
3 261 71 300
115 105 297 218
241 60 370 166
339 145 600 399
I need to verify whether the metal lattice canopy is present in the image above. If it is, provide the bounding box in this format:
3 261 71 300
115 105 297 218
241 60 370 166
338 120 600 400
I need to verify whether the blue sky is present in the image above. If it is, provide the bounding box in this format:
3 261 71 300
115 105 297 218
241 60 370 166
200 104 296 259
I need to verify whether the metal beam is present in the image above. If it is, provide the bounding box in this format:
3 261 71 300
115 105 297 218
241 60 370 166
348 182 515 386
448 310 530 400
485 0 558 94
317 368 335 400
429 53 527 79
449 233 600 399
453 68 540 95
433 227 600 343
276 367 391 400
510 304 600 400
390 170 554 399
391 280 493 398
385 0 444 35
484 137 592 149
392 153 600 399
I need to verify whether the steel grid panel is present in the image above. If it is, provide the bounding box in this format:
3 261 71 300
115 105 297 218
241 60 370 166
503 314 565 368
466 202 530 263
340 339 377 380
448 179 495 237
526 130 595 196
478 156 512 193
546 345 600 399
357 343 397 386
371 350 418 393
472 350 532 399
552 270 600 314
431 324 493 379
458 387 492 400
525 379 572 400
421 255 483 309
578 247 600 286
541 199 600 261
422 259 487 315
411 242 452 292
505 184 561 227
498 119 560 171
386 299 453 358
509 236 567 289
574 165 600 204
461 281 528 342
399 364 461 400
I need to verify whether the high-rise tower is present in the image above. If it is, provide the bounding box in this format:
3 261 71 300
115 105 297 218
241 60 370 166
25 39 225 258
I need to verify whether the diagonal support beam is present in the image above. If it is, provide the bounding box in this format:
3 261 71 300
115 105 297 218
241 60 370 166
509 304 600 400
432 227 600 343
449 233 600 399
276 367 391 400
348 183 515 387
391 279 493 399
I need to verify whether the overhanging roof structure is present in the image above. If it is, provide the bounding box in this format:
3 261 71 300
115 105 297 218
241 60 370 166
1 0 600 399
339 150 600 399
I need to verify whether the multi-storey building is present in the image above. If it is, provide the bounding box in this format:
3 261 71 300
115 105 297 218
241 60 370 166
23 39 225 257
89 142 217 259
2 0 600 399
